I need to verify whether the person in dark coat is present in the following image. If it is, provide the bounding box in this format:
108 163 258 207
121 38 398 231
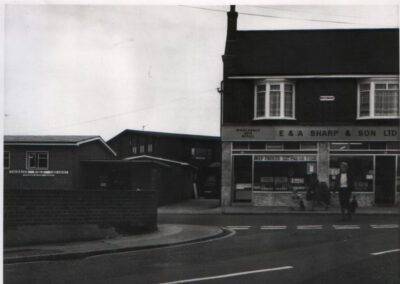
316 181 330 210
335 162 354 221
306 173 318 211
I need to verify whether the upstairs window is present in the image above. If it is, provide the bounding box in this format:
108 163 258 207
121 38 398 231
26 152 48 169
254 80 295 119
358 79 399 118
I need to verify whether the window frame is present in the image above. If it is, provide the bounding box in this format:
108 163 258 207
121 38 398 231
357 78 400 119
4 151 10 169
254 79 296 120
26 151 49 170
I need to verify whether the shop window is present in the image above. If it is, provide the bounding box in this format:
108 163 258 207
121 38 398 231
330 156 373 192
387 142 400 150
357 79 399 119
284 142 300 150
330 143 350 150
397 156 400 192
26 152 48 169
4 151 10 169
254 80 295 120
254 161 308 191
233 142 249 150
266 143 283 150
300 143 317 150
191 147 212 160
369 142 386 150
234 155 252 201
250 142 267 149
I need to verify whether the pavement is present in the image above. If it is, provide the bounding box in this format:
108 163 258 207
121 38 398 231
3 224 226 264
158 198 400 215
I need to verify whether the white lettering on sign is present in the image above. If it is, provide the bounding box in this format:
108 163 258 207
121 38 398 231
319 96 335 101
9 170 69 177
254 155 317 162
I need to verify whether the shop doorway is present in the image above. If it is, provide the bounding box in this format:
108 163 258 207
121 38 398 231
233 155 252 202
375 156 396 204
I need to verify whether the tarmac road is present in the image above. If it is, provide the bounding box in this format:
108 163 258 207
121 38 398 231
4 214 400 284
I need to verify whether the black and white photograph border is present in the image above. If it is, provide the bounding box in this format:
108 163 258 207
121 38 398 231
1 0 400 283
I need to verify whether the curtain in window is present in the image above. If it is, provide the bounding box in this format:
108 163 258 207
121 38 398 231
375 83 399 116
269 84 280 116
256 85 266 117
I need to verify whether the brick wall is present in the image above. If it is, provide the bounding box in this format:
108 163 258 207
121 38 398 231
4 189 157 233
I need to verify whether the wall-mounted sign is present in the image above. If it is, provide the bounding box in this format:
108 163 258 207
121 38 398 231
9 170 69 177
254 155 317 162
222 126 400 142
319 95 335 101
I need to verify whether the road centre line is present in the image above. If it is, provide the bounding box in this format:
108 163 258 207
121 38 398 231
333 225 360 229
297 225 323 230
226 226 251 230
261 225 287 230
371 224 399 229
158 266 294 284
371 248 400 256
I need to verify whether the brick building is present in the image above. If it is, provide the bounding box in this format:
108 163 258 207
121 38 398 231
220 6 399 207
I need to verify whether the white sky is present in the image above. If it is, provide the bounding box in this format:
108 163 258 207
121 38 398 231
3 2 399 140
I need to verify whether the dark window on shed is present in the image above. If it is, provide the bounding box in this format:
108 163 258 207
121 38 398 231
4 151 10 169
26 152 48 169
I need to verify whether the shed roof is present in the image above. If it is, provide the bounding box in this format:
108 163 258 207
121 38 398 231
4 135 117 156
224 29 399 77
108 129 220 144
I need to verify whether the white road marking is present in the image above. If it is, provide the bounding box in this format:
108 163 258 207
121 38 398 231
226 226 251 230
297 225 323 230
371 224 399 229
261 225 287 230
159 266 294 284
333 225 360 229
371 248 400 256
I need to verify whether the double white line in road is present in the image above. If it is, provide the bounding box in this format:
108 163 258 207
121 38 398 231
159 266 294 284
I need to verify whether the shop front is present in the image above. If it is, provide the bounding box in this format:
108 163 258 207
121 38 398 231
222 126 400 207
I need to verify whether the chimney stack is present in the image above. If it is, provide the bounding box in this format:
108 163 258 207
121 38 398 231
226 5 238 41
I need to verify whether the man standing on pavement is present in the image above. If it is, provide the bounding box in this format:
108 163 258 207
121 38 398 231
335 162 354 221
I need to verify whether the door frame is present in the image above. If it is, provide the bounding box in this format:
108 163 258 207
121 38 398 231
374 155 397 205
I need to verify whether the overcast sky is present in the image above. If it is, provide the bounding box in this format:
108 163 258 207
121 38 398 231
3 3 399 140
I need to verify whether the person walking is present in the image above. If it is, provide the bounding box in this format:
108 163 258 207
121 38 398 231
306 173 318 211
335 162 354 221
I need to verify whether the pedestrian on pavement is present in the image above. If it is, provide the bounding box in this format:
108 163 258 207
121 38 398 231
306 173 318 211
316 181 330 210
335 162 354 221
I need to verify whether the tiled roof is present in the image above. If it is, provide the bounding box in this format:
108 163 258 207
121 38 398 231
224 29 399 76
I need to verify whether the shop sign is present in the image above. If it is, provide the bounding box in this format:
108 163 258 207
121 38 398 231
8 170 69 177
222 126 400 141
254 155 317 162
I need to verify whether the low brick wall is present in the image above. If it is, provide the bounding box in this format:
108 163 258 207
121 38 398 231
4 189 157 234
